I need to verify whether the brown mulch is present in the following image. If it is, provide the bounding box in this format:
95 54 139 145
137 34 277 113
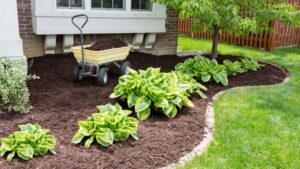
86 39 128 51
0 52 287 169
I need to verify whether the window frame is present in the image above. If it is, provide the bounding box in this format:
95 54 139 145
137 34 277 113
56 0 85 9
91 0 125 11
131 0 152 11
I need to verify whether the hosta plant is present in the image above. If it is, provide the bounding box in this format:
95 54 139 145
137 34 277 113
110 68 207 120
72 103 139 148
175 56 229 86
241 58 263 72
223 60 244 76
0 123 57 162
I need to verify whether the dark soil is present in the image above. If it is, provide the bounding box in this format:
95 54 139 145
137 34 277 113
0 52 287 169
86 39 128 51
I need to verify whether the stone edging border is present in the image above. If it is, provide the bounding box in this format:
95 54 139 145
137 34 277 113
161 63 290 169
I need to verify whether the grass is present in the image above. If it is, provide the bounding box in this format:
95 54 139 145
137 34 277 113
178 36 300 169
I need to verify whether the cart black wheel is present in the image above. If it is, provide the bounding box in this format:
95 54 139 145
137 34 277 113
97 67 109 86
120 61 132 75
72 65 84 82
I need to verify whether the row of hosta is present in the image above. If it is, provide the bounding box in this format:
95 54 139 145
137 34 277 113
224 58 263 76
0 123 56 161
175 55 263 86
0 56 262 162
72 103 139 148
110 68 207 121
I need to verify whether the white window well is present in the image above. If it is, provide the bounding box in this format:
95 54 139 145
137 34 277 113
91 0 125 10
131 0 152 11
57 0 85 9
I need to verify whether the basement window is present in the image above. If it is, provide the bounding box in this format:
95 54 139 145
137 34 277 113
131 0 152 11
57 0 85 9
91 0 124 10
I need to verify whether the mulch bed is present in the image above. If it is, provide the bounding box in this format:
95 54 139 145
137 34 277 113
86 39 128 51
0 52 287 169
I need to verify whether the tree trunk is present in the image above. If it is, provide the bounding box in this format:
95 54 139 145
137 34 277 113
211 26 220 59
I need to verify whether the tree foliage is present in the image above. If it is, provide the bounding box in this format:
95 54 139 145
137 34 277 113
153 0 300 57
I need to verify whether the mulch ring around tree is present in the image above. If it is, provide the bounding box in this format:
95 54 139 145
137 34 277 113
0 52 287 169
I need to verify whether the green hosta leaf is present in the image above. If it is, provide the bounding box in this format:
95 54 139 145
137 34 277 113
130 132 138 140
6 151 16 162
71 132 85 144
135 96 151 113
115 103 123 113
155 98 169 108
220 76 229 86
125 117 139 128
196 89 208 99
16 145 34 161
1 138 15 151
95 129 114 147
97 104 115 114
49 148 56 155
128 68 138 75
0 147 7 157
18 123 38 132
13 131 28 144
162 104 178 118
182 98 195 107
34 145 48 156
109 92 121 99
84 136 95 149
172 97 182 106
201 74 211 82
123 110 132 116
128 93 138 108
116 129 130 142
137 107 151 121
78 121 92 130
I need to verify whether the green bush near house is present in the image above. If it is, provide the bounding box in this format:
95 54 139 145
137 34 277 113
0 57 37 113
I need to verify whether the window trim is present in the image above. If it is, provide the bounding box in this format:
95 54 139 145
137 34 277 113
91 0 125 10
56 0 85 9
131 0 152 11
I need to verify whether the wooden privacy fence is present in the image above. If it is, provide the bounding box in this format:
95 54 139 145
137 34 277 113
179 0 300 51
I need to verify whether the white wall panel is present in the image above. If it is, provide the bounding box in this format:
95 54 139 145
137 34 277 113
32 0 167 35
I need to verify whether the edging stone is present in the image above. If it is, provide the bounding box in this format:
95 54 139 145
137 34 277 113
161 64 290 169
160 92 219 169
177 51 204 57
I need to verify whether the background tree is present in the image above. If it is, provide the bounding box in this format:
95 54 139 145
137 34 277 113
153 0 300 58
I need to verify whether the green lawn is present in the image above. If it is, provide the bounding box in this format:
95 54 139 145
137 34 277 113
178 36 300 169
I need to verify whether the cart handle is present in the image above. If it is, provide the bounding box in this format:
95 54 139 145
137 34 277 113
72 14 89 31
71 14 88 76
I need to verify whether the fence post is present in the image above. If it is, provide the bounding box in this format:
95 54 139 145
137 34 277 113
267 21 277 51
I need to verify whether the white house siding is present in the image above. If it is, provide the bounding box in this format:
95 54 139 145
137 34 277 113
32 0 167 34
17 0 178 58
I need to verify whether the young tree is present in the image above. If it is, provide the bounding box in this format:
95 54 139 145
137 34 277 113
153 0 300 58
